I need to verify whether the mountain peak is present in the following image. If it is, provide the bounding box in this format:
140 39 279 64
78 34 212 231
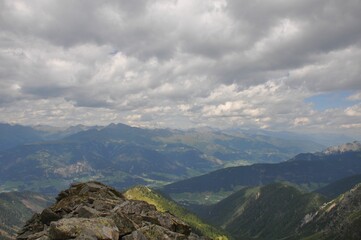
323 141 361 155
17 181 207 240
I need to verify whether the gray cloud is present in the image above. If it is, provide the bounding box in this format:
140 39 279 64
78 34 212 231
0 0 361 136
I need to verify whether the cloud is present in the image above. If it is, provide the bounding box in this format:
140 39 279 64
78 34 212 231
345 104 361 117
348 92 361 101
0 0 361 136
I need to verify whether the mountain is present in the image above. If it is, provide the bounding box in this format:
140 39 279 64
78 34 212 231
0 139 215 194
0 122 325 194
299 183 361 240
315 174 361 200
64 123 324 165
191 183 325 240
0 124 43 152
186 181 361 240
17 181 208 240
0 192 51 240
238 128 356 147
32 124 100 141
162 144 361 204
155 127 324 165
0 123 98 152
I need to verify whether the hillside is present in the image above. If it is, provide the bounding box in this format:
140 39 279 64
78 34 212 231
185 180 361 240
300 183 361 239
315 174 361 199
193 183 325 240
124 186 228 240
0 192 51 240
162 148 361 204
17 181 207 240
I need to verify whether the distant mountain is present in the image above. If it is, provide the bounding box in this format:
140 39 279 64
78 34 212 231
300 183 361 240
192 183 325 240
0 122 326 193
0 123 43 151
156 127 324 165
0 123 99 152
315 173 361 199
0 191 51 240
32 124 100 140
162 144 361 203
124 186 228 240
235 128 357 147
0 140 214 193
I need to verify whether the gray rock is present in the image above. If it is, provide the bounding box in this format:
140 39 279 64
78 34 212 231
49 217 119 240
76 205 101 218
121 230 148 240
17 182 206 240
40 209 61 225
110 212 137 236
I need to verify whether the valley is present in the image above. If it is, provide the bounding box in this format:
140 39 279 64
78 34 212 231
0 123 361 239
0 123 324 194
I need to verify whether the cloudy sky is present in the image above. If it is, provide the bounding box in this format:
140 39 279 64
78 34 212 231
1 0 361 135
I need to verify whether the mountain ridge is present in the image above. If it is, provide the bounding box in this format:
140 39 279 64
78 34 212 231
0 122 326 193
191 183 325 240
185 177 361 240
162 145 361 204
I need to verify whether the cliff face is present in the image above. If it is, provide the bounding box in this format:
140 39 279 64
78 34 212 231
17 182 208 240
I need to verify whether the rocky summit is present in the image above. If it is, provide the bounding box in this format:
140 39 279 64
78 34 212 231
17 181 208 240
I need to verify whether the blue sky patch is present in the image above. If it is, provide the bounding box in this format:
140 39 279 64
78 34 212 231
305 91 357 111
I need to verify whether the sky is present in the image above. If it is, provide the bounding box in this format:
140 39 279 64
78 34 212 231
0 0 361 136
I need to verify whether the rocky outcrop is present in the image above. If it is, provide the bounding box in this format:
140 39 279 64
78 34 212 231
17 182 208 240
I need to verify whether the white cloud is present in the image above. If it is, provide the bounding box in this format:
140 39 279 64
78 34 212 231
345 104 361 117
348 92 361 101
0 0 361 135
294 117 310 126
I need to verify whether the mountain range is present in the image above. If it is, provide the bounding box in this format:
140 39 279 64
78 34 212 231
1 122 361 239
0 122 325 193
2 174 361 240
162 143 361 205
185 178 361 240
